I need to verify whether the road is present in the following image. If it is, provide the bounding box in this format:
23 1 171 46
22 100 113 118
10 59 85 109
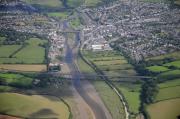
63 21 112 119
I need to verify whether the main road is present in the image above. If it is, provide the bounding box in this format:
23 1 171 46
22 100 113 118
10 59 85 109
63 21 112 119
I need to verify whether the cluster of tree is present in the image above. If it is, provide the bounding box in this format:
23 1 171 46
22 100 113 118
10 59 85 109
0 29 32 45
140 79 159 119
0 29 48 45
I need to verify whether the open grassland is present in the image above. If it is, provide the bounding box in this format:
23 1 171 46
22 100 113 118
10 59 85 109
147 98 180 119
114 82 141 117
0 73 33 88
0 93 70 119
0 64 46 72
146 66 170 72
0 38 47 64
22 0 63 7
92 80 126 119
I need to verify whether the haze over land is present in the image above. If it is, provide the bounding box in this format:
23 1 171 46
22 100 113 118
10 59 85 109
0 0 180 119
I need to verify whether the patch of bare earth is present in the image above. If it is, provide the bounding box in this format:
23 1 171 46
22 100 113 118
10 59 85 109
0 115 21 119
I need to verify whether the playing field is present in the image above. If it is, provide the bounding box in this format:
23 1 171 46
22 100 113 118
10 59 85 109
147 98 180 119
0 93 70 119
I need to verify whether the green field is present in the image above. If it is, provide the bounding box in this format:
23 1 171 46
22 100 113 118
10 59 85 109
156 86 180 101
47 12 70 19
154 79 180 101
147 98 180 119
0 45 21 58
84 0 102 6
77 56 94 74
158 70 180 80
146 66 170 73
0 38 47 64
22 0 63 7
0 73 33 88
14 38 47 64
0 36 6 44
159 78 180 88
92 81 126 119
164 60 180 68
0 86 13 92
0 93 70 119
69 17 81 29
114 83 141 115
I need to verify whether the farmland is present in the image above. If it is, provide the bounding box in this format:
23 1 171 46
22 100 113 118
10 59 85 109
22 0 63 8
144 53 180 119
0 93 70 119
0 38 47 64
146 66 170 73
114 83 141 116
83 50 138 81
164 60 180 68
47 12 70 19
80 50 141 118
147 98 180 119
0 64 46 72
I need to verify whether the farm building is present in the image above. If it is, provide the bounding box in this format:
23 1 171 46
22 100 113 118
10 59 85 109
92 44 112 51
